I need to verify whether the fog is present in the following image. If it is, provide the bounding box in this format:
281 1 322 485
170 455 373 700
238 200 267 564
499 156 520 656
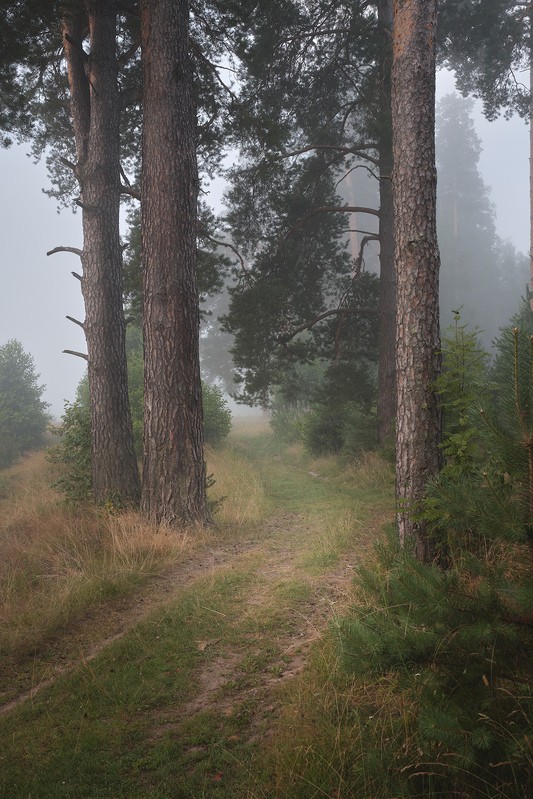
0 70 529 418
0 147 86 417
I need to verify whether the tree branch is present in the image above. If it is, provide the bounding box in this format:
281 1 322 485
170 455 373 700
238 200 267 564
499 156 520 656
275 306 376 347
63 349 88 361
118 37 140 67
279 143 379 166
200 230 248 274
72 272 82 281
66 315 85 329
353 234 380 274
59 156 78 173
47 246 83 258
121 185 141 200
284 205 380 239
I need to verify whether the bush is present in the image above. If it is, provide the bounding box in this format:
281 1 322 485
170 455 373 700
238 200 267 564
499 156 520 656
202 382 232 447
48 395 92 504
50 371 232 503
270 403 307 444
301 401 376 457
337 318 533 798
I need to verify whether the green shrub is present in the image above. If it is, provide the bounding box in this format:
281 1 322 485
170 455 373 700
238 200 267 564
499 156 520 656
270 403 307 444
48 394 92 504
301 404 345 455
301 401 376 457
50 371 232 503
202 382 232 447
337 318 533 798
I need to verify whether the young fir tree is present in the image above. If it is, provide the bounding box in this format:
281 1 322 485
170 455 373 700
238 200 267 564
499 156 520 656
338 316 533 798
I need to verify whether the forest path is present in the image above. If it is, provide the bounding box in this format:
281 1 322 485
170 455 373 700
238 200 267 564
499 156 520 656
1 432 375 714
0 429 393 797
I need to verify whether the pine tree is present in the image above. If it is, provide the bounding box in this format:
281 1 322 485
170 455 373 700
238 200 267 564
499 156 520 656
338 319 533 797
392 0 442 562
437 93 527 344
0 340 50 468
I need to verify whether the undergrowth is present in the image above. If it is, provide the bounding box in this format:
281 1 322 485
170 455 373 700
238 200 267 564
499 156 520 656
0 423 398 797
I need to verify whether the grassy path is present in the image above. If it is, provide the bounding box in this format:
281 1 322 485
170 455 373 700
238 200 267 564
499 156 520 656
0 428 393 798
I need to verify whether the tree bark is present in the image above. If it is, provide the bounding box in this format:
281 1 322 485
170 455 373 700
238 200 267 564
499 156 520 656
62 0 140 505
377 0 396 446
392 0 442 562
140 0 209 525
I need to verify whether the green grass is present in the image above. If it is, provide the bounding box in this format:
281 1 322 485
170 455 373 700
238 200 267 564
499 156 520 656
0 428 396 799
0 569 255 798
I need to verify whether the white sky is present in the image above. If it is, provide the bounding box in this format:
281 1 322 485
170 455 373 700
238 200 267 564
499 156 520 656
0 71 530 418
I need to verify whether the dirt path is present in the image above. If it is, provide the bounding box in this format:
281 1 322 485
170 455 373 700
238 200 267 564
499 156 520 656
0 501 371 719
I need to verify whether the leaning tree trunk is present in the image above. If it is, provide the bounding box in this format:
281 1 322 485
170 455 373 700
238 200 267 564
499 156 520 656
392 0 442 562
376 0 396 446
62 0 140 505
140 0 209 525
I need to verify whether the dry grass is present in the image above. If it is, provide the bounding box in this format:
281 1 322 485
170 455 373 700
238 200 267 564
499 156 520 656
345 450 394 490
0 439 270 662
207 444 268 525
0 451 209 660
266 634 407 799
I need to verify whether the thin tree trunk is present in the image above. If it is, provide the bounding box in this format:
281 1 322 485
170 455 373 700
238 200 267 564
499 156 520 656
62 0 140 505
377 0 396 446
392 0 442 562
140 0 209 525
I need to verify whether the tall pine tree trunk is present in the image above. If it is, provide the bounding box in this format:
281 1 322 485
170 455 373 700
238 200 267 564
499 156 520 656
140 0 209 525
62 0 140 505
377 0 396 446
392 0 442 562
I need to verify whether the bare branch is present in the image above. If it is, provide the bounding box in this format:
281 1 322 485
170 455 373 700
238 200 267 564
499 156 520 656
353 234 380 274
336 163 379 189
279 143 379 166
71 272 83 281
47 246 83 258
118 37 140 67
275 306 376 347
284 205 380 240
64 33 89 61
121 185 141 200
63 349 88 361
347 228 380 236
66 315 85 329
200 230 248 274
59 156 77 173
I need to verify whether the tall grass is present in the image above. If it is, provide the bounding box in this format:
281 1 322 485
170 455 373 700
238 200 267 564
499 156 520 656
207 444 268 526
1 455 192 666
0 440 270 669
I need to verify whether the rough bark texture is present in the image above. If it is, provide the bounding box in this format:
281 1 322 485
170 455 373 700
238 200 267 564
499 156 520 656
140 0 209 525
392 0 442 562
62 0 140 505
377 0 396 446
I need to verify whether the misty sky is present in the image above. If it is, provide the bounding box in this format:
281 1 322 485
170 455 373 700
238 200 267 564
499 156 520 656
0 72 530 418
